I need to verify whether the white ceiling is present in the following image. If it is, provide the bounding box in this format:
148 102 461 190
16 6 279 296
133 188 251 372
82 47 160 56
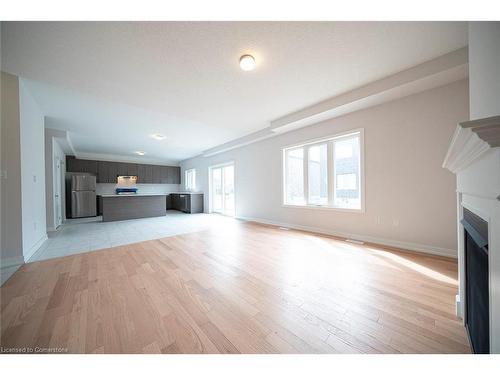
1 22 468 162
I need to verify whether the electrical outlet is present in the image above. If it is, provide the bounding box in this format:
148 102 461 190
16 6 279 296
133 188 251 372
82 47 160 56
33 175 37 183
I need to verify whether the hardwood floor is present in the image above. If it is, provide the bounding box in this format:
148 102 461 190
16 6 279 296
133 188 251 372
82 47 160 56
0 219 470 354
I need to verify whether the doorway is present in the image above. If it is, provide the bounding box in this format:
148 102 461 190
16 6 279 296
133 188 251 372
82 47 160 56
209 162 234 216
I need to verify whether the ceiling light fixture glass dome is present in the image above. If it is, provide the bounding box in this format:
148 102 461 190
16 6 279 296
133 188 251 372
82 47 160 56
239 54 256 71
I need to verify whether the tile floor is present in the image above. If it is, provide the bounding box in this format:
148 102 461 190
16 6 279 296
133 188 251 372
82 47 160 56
30 211 235 262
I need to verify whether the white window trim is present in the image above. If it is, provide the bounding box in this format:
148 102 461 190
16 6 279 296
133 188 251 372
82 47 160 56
185 168 196 191
281 128 365 213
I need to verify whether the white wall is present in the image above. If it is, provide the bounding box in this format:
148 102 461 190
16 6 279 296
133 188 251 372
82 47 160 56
468 22 500 120
1 72 23 267
19 78 47 261
181 80 469 257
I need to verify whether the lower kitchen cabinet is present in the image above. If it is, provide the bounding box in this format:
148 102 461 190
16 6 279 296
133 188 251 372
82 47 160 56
169 193 203 214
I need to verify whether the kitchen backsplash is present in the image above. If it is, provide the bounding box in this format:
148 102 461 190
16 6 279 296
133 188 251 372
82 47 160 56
96 183 181 195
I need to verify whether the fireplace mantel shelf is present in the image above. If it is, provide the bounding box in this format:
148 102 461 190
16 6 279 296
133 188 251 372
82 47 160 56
443 115 500 174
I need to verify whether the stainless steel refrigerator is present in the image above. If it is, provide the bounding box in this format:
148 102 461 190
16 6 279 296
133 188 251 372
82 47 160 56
70 174 96 218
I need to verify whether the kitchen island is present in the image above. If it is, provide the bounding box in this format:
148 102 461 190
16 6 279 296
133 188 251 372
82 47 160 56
99 194 167 222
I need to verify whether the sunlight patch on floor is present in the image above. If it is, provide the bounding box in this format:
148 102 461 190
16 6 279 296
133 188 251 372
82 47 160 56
369 248 457 285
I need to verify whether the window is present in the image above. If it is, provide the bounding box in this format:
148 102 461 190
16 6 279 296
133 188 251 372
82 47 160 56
284 148 305 205
308 143 328 205
283 130 363 211
333 135 360 209
185 168 196 191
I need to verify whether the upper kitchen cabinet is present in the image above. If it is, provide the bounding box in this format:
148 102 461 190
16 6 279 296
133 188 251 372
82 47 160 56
145 165 153 183
160 166 169 184
107 162 119 183
97 161 108 183
66 156 98 175
167 166 181 184
97 161 120 183
127 163 138 177
152 165 162 184
67 157 180 184
137 164 153 183
117 162 128 177
137 164 147 183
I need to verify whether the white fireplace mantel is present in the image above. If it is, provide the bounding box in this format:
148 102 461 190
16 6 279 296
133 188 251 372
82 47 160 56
443 115 500 175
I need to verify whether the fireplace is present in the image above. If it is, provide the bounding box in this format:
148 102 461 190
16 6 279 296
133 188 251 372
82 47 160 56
462 208 489 354
443 115 500 353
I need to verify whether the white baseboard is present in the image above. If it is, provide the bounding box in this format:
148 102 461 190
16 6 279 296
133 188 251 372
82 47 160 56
456 294 463 318
237 216 457 259
0 263 22 285
0 255 24 269
23 234 48 262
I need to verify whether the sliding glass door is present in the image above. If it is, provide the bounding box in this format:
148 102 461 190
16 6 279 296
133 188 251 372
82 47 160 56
210 163 234 216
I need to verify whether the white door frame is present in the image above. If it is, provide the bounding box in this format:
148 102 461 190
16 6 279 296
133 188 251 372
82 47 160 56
54 156 63 228
208 161 235 216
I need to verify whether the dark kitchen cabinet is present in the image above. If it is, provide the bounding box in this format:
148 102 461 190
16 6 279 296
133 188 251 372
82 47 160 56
167 166 180 184
170 193 203 213
97 161 117 183
171 193 186 212
127 163 138 177
117 162 128 177
152 165 162 184
67 157 97 175
97 161 108 183
160 166 169 184
145 165 153 183
66 156 78 172
137 164 153 183
107 162 119 183
137 164 146 183
67 157 179 184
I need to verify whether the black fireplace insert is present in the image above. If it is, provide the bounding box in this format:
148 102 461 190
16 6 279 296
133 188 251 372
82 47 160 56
461 208 489 354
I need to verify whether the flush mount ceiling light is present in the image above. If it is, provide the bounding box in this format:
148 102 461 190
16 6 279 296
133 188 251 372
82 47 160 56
135 151 146 156
151 134 166 141
239 54 256 71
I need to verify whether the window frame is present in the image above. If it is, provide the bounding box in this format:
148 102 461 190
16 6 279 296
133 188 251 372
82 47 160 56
281 128 365 213
185 168 196 192
283 146 306 206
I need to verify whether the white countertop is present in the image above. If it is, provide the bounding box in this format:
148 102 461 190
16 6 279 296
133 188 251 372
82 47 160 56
99 193 168 198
